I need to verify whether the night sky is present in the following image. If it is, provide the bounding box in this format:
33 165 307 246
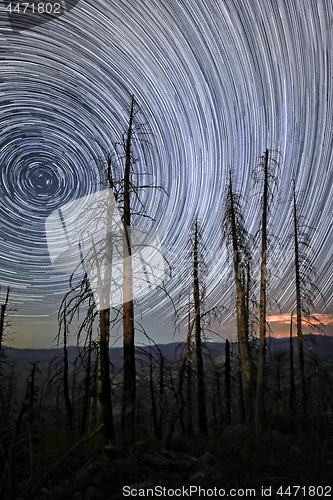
0 0 332 348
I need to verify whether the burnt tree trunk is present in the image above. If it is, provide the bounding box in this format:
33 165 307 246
225 339 231 425
185 350 194 436
158 351 164 437
63 305 73 431
0 286 10 352
27 363 38 481
149 350 159 439
121 95 136 444
255 148 269 433
293 182 307 417
185 297 194 436
162 293 203 449
97 307 114 440
228 172 252 422
215 367 222 425
81 326 93 435
193 217 207 434
289 313 295 412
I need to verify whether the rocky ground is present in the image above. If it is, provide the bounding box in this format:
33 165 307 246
25 424 333 500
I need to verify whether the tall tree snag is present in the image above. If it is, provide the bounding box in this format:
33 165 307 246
96 95 168 443
81 325 93 435
255 149 268 432
253 149 280 432
97 307 114 440
293 181 307 417
121 95 136 443
225 338 231 425
223 170 253 422
185 296 194 436
162 290 204 449
192 216 207 434
95 183 116 440
62 303 73 431
289 313 295 412
0 286 10 352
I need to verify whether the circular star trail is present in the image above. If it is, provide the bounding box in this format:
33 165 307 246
0 0 332 343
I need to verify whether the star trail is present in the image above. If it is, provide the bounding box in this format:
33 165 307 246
0 0 332 347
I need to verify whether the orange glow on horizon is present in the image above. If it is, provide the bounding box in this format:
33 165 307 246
267 313 333 326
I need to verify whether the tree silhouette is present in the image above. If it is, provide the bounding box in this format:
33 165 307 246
289 313 296 413
190 216 207 434
222 170 253 422
0 286 10 353
254 149 280 432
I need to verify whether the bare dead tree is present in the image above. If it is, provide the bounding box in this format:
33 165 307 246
56 268 102 434
206 353 223 428
291 180 325 420
157 349 165 438
80 323 95 435
171 217 223 435
293 180 308 419
222 170 253 422
225 338 231 425
148 347 159 439
96 96 169 444
185 296 194 436
191 216 207 434
254 149 280 433
162 289 205 449
121 95 136 443
6 399 28 500
0 286 10 353
51 284 98 437
55 302 73 431
255 149 268 432
26 362 40 482
56 95 169 445
289 313 295 412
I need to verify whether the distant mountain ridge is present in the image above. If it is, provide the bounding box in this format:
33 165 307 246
3 333 333 371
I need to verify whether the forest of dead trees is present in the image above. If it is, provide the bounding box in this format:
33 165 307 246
0 98 332 498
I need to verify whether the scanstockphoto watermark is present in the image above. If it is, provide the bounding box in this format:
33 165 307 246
2 0 80 31
123 485 332 498
45 188 299 305
123 485 258 497
45 188 165 309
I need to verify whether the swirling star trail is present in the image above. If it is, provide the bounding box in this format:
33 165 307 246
0 0 332 347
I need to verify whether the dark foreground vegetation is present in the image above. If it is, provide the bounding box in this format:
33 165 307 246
0 336 333 499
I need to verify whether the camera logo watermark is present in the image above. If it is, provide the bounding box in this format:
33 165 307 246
45 188 165 309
